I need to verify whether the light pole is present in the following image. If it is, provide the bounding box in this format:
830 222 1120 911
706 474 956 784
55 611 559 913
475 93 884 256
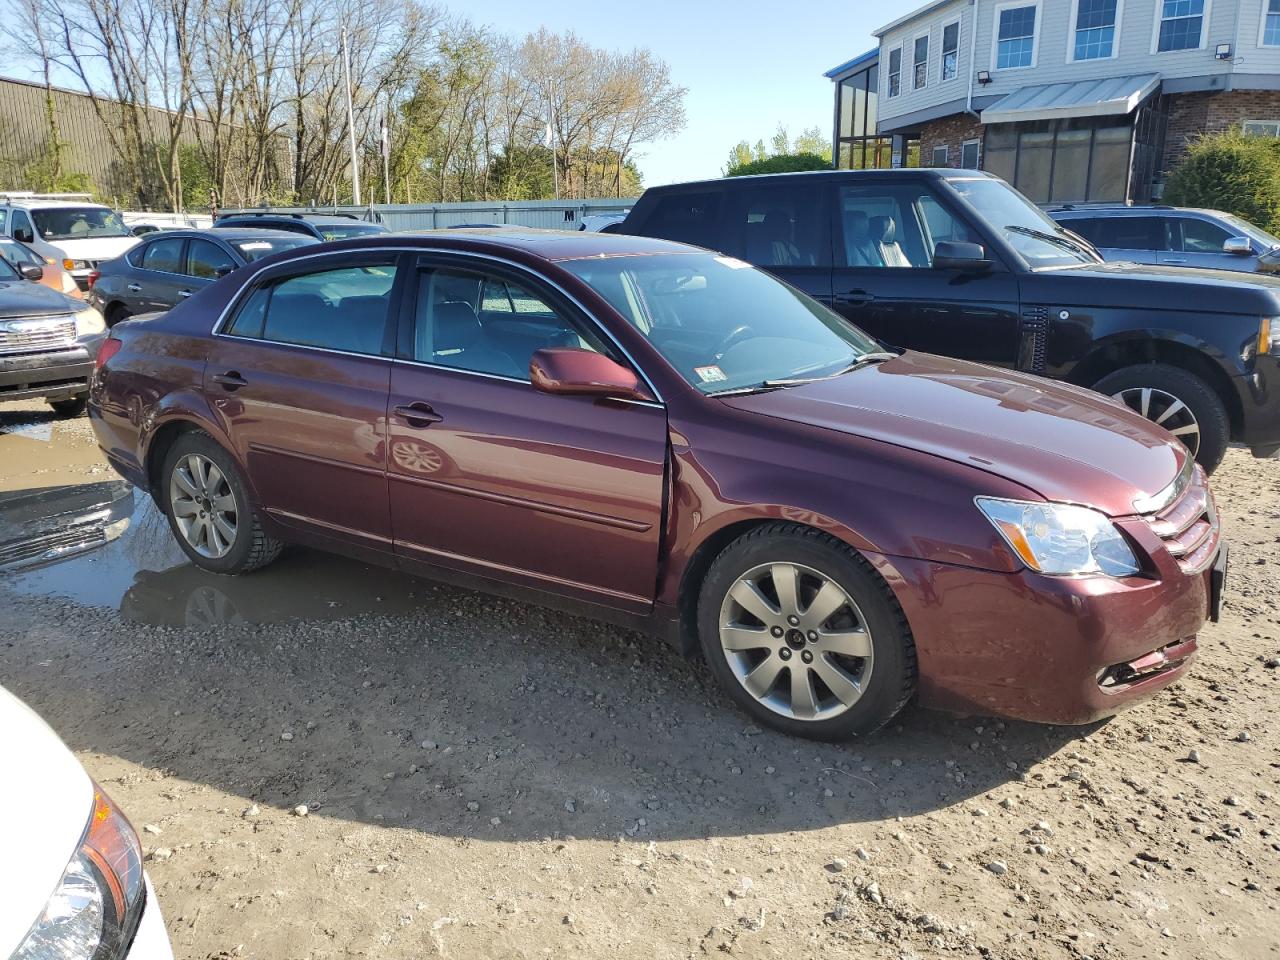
341 26 361 206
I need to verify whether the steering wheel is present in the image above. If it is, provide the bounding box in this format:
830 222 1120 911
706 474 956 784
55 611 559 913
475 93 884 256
714 325 755 359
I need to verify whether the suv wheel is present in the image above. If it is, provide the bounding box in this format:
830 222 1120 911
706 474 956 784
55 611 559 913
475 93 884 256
48 395 87 417
1093 364 1229 474
160 431 283 574
697 523 916 740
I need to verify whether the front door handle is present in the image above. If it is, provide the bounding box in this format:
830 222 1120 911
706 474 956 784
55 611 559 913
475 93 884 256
394 402 443 426
212 370 247 389
834 289 875 305
127 283 141 292
1162 258 1187 264
178 289 193 298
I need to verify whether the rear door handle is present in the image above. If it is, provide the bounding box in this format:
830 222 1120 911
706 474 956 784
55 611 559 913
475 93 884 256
127 283 141 292
835 289 875 305
394 402 443 426
212 370 247 389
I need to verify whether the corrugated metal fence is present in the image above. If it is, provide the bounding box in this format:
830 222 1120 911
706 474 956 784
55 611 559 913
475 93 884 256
222 198 637 231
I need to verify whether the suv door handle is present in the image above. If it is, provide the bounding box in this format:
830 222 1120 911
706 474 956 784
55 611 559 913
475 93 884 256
834 289 875 306
212 371 247 389
394 402 443 426
127 283 141 292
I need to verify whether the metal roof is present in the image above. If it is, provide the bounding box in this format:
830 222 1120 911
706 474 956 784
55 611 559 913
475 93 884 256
981 74 1161 124
823 48 878 80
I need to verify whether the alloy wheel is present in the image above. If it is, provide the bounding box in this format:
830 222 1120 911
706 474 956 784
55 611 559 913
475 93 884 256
1113 386 1200 456
169 453 238 559
718 562 873 721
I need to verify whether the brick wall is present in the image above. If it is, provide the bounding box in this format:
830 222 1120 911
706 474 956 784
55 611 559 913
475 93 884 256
1163 90 1280 172
917 114 984 168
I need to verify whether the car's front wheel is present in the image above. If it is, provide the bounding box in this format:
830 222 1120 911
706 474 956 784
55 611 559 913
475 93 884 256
697 523 916 740
1092 364 1229 474
160 431 283 574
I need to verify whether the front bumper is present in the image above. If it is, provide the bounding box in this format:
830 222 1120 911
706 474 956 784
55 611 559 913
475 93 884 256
1235 353 1280 456
127 876 174 960
870 544 1218 725
0 335 103 402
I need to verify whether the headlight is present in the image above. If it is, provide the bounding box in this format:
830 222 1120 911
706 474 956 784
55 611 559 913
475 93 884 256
1260 317 1279 356
63 259 89 271
976 497 1140 577
12 785 146 960
74 307 105 337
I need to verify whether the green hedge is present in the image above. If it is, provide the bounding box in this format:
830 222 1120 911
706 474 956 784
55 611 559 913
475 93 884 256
725 152 831 177
1164 129 1280 234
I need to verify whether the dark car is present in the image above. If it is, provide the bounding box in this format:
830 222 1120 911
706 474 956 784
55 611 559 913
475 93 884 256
87 228 318 325
618 170 1280 474
1048 203 1280 275
0 254 105 415
88 230 1225 739
213 211 389 242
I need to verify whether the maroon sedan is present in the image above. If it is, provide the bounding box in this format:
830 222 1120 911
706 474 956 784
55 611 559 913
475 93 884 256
88 231 1226 739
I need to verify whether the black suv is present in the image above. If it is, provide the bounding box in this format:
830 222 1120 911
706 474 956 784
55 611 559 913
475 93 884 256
619 169 1280 473
213 211 389 242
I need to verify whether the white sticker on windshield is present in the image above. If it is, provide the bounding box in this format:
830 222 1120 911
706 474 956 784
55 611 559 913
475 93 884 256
714 256 751 269
693 364 728 383
239 242 273 250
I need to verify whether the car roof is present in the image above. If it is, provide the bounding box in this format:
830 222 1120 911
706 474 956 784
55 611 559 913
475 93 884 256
1049 204 1230 218
145 227 318 241
0 198 113 209
641 168 996 192
280 227 705 262
218 213 375 225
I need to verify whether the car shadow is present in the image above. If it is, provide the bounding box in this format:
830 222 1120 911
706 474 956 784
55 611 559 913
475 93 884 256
0 483 1093 843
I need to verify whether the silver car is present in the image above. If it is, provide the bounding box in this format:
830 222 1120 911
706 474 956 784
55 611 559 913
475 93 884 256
1048 204 1280 274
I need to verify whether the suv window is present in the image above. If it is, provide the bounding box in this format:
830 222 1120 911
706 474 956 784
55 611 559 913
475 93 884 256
226 262 397 355
636 190 723 251
1177 217 1232 253
142 237 185 273
10 209 33 241
186 239 236 279
838 184 979 268
737 185 828 267
413 267 611 380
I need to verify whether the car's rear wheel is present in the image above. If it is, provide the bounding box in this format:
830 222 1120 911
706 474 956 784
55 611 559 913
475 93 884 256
1092 364 1229 474
697 523 916 740
105 303 131 327
48 395 87 417
160 431 283 574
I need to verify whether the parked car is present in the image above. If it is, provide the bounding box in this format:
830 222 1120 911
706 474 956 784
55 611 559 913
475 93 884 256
213 211 389 241
0 234 82 299
88 228 319 324
578 213 628 232
0 192 138 290
1048 203 1280 274
0 479 134 572
0 253 105 415
0 683 173 960
89 230 1225 739
617 169 1280 474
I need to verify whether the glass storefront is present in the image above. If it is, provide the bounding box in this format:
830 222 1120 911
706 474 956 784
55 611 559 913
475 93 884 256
982 117 1135 203
835 63 896 170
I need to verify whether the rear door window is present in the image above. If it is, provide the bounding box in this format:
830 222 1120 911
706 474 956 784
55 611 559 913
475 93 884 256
736 184 829 267
1085 217 1167 251
141 237 185 273
634 190 725 251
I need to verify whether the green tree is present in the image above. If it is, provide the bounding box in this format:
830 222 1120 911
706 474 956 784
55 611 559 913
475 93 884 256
1164 128 1280 234
724 152 832 177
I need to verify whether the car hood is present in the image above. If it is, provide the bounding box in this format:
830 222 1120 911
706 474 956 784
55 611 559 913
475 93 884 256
0 685 94 957
0 277 83 318
44 235 139 262
720 352 1186 517
1037 260 1280 314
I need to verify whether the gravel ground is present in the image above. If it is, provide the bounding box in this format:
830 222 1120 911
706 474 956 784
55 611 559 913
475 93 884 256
1 400 1277 959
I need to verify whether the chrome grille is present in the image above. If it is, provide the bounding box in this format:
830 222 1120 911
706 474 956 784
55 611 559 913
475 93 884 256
0 316 76 353
1142 464 1219 574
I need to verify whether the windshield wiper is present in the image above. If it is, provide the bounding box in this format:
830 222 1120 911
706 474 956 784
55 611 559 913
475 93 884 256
1004 224 1096 259
762 351 899 387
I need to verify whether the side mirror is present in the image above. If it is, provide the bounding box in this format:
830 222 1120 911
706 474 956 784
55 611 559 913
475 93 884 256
1223 236 1253 256
13 227 34 244
530 347 650 401
18 263 43 282
933 240 992 272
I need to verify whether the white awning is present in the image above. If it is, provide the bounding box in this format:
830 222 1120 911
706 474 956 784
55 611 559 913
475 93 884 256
980 74 1161 124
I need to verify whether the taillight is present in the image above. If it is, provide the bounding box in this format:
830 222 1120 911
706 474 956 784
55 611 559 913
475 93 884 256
95 337 122 369
86 270 100 290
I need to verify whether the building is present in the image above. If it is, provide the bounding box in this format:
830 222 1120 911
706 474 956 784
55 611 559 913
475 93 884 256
828 0 1280 203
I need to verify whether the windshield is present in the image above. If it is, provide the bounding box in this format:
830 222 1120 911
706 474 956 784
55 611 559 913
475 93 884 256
318 223 387 241
945 178 1100 268
31 206 131 241
1220 213 1280 251
232 236 317 261
0 253 19 280
562 253 882 395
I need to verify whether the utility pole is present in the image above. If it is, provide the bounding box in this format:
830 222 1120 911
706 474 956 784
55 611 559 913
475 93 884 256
341 26 361 206
380 102 391 206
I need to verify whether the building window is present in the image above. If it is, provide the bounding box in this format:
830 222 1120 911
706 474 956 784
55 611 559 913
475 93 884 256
1263 0 1280 46
1243 120 1280 136
941 20 961 79
1156 0 1206 52
913 35 929 89
887 46 902 97
931 145 949 166
835 60 894 171
995 3 1039 69
983 118 1134 203
961 139 981 168
1073 0 1118 60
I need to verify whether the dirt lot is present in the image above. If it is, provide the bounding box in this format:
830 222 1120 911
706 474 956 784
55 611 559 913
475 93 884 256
1 398 1277 960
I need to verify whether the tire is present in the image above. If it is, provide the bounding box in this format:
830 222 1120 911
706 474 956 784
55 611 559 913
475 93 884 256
696 523 916 740
1092 363 1229 475
48 395 88 417
160 431 283 574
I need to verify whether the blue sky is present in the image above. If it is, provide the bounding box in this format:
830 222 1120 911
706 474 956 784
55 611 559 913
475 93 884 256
468 0 903 185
